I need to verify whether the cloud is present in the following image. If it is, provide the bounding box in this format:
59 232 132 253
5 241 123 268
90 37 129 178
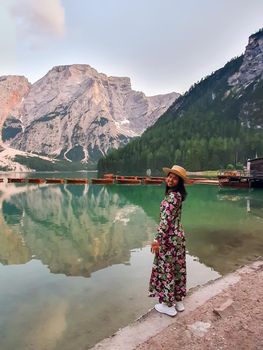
6 0 65 38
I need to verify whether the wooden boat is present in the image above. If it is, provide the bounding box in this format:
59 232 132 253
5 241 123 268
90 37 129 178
150 176 166 181
91 178 114 184
7 178 26 183
116 175 145 180
122 176 138 180
115 177 141 184
144 178 163 185
27 178 45 184
103 173 115 179
46 178 65 184
66 178 88 184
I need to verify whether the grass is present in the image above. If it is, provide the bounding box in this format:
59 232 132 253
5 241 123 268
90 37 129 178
188 170 218 178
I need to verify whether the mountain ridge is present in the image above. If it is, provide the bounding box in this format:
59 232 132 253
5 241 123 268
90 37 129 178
1 64 178 167
98 29 263 174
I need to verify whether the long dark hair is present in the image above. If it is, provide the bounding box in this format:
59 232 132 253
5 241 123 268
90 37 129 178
165 175 187 201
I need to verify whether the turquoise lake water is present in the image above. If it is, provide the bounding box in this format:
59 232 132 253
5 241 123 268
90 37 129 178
0 172 263 349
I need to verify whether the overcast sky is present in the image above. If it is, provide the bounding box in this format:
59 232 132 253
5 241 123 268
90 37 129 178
0 0 262 95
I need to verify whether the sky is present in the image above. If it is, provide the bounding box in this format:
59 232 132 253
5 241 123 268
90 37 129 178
0 0 262 96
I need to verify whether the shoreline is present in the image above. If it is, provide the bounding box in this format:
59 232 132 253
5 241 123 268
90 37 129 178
91 259 263 350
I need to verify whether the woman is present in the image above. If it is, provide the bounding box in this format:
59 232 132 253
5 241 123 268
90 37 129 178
149 164 188 317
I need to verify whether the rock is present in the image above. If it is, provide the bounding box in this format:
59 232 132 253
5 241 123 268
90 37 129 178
187 321 211 337
213 298 234 318
0 75 31 142
228 30 263 89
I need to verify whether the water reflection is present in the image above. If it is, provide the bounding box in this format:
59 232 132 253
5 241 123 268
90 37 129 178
1 183 263 276
0 181 262 349
107 185 263 274
217 190 263 219
185 186 263 274
0 183 154 276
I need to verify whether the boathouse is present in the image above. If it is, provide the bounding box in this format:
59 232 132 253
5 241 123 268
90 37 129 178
248 157 263 178
248 157 263 188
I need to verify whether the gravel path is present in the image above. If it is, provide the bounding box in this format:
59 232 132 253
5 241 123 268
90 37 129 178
137 261 263 350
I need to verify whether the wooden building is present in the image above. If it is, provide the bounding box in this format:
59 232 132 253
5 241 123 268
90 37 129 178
248 157 263 178
248 157 263 188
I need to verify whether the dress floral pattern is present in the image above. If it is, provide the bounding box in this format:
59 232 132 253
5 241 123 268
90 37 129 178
149 191 186 306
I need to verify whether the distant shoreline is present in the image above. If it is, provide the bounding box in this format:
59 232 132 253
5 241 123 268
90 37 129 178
188 170 218 177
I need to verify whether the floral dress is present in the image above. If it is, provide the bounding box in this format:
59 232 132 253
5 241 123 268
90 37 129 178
149 190 186 306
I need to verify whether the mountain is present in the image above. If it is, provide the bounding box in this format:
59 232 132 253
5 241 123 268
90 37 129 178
0 65 178 169
0 76 31 140
98 29 263 174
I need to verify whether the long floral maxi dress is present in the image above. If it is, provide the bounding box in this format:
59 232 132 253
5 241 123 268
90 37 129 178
149 190 186 306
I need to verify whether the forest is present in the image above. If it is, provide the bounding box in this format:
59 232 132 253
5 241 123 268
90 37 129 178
98 55 263 175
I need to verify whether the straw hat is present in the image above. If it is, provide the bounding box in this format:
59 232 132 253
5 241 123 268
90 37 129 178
162 165 190 183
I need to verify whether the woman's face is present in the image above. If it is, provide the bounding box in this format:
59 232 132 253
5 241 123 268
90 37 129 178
166 172 179 187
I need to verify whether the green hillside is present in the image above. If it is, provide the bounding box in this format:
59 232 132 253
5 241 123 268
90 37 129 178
98 33 263 175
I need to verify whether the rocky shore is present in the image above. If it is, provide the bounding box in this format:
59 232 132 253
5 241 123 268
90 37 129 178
91 260 263 350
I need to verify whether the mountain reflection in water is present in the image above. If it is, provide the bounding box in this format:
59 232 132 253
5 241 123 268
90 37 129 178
0 180 263 349
0 183 154 276
0 183 263 276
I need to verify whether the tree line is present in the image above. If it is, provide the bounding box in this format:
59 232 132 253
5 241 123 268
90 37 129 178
98 53 263 175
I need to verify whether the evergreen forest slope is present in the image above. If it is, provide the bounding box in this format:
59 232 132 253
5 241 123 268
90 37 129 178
98 29 263 174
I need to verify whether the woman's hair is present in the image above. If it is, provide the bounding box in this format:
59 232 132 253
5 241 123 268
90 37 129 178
165 174 187 201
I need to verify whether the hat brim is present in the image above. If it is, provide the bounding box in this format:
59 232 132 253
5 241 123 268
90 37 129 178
162 167 191 184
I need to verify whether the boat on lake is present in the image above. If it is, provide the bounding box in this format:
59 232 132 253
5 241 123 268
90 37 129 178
149 176 166 181
143 178 163 184
7 178 26 183
115 177 141 184
66 178 89 184
27 178 45 184
103 173 115 179
46 178 65 184
91 178 114 184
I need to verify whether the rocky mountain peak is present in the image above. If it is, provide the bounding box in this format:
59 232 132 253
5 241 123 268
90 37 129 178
47 64 106 81
228 28 263 89
1 64 179 164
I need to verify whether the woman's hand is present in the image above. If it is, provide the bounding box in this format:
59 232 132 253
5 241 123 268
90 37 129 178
151 240 160 254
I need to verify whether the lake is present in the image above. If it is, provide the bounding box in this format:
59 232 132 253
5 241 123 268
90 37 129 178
0 172 263 349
